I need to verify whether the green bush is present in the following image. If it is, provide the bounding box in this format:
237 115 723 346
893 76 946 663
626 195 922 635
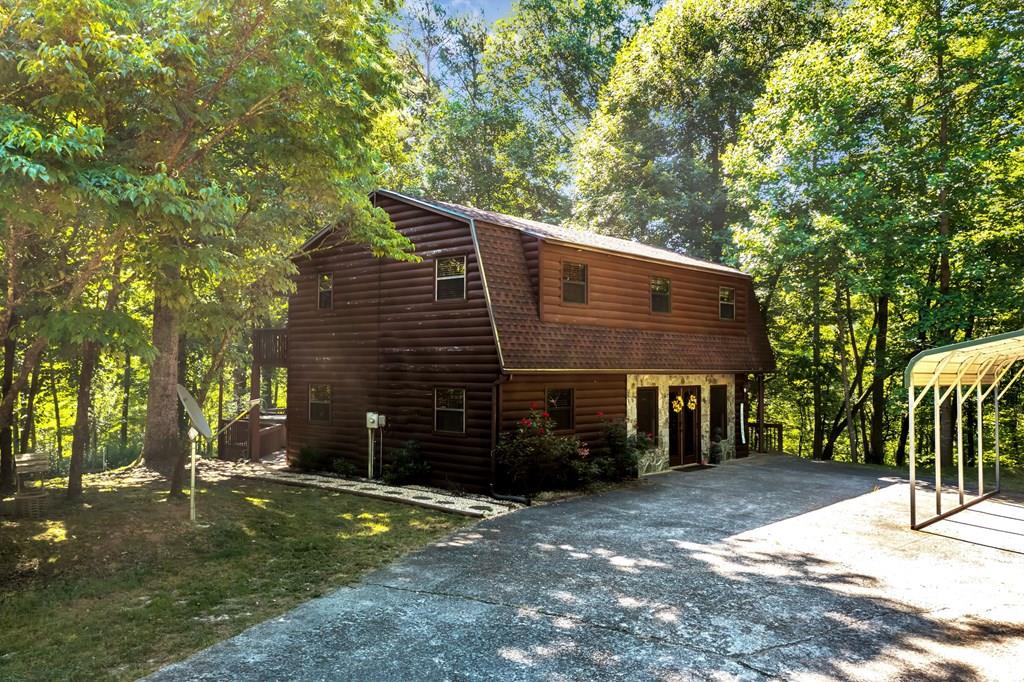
382 440 430 486
292 445 331 472
494 407 586 494
332 457 359 478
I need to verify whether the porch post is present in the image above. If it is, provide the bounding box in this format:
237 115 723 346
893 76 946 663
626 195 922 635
909 384 916 528
248 332 262 461
933 383 941 514
956 383 964 505
756 374 765 453
977 382 984 496
994 379 1000 491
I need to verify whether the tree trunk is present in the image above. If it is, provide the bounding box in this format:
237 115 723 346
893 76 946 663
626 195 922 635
895 412 909 467
811 271 826 459
142 280 184 484
0 331 14 493
68 346 98 499
50 360 63 461
19 361 41 453
120 350 131 448
834 285 857 462
168 335 189 497
867 294 889 464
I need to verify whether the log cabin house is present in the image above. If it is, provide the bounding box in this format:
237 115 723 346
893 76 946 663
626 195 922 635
250 189 775 491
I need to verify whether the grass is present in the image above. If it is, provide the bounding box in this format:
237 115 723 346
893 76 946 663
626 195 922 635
821 454 1024 494
0 470 470 681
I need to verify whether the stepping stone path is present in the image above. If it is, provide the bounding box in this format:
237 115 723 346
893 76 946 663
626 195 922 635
200 455 521 518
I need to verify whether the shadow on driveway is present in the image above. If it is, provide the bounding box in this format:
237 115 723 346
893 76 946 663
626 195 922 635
148 455 1024 681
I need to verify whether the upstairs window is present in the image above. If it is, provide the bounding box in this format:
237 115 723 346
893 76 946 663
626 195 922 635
435 387 466 433
436 256 467 300
719 286 735 320
317 272 333 310
545 388 574 429
562 262 587 304
309 384 331 423
651 276 671 313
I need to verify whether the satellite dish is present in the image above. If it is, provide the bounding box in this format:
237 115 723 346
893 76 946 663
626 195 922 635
176 384 213 440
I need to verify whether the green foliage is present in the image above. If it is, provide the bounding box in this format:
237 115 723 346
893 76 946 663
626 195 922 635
725 0 1024 461
574 0 835 260
292 446 331 474
381 440 431 486
394 0 651 219
494 407 587 494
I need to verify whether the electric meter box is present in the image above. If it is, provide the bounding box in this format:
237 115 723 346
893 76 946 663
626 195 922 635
366 412 379 429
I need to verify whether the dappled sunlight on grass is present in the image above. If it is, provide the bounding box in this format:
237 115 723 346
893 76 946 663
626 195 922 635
0 475 469 682
337 511 392 538
30 520 67 544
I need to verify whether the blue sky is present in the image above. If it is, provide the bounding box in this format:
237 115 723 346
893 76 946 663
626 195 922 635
440 0 513 23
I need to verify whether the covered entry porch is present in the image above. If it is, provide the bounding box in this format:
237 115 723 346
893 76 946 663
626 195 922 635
625 373 773 474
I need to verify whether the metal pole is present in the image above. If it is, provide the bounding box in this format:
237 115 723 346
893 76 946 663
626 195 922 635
977 382 984 496
994 380 1000 491
909 385 916 528
190 435 197 523
956 384 964 505
934 382 941 515
367 428 374 478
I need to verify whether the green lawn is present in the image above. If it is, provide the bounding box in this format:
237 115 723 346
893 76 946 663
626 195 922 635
0 471 470 681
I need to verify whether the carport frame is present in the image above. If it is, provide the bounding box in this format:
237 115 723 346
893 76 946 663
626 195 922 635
905 329 1024 530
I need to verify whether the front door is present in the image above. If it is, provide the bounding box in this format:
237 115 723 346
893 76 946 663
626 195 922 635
669 386 701 466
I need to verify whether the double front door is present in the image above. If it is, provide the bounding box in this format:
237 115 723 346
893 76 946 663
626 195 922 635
669 386 701 466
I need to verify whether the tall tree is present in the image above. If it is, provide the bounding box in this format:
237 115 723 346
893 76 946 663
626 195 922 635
574 0 834 260
726 0 1024 464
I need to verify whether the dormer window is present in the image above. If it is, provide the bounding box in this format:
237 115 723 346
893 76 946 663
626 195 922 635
719 286 735 320
436 256 467 300
317 272 333 310
562 262 587 304
651 276 671 313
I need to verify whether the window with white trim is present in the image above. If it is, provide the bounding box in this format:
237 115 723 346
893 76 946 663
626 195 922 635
309 384 331 423
545 388 574 429
651 276 671 313
719 286 735 320
436 256 466 300
434 387 465 433
562 262 587 304
317 272 333 310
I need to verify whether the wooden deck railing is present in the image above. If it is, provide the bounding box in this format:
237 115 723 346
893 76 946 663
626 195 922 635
253 328 287 367
218 414 286 460
746 421 784 453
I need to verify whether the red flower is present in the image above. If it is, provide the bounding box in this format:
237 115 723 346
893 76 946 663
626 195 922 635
538 428 546 434
530 401 539 410
519 417 532 427
541 411 550 418
596 411 605 417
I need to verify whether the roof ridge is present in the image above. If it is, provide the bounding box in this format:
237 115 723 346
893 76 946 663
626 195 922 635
375 189 747 277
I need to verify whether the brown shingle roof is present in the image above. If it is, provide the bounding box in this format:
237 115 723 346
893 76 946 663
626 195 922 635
474 221 775 373
371 190 774 374
380 191 746 277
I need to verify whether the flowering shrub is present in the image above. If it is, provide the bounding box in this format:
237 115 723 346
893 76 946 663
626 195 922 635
494 406 586 494
594 415 659 481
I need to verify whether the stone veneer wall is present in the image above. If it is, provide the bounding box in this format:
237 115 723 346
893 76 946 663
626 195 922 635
625 374 737 474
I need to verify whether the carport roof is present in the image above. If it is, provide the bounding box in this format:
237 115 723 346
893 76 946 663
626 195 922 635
904 328 1024 389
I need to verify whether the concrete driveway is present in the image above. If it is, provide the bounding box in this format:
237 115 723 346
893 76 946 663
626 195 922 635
149 455 1024 681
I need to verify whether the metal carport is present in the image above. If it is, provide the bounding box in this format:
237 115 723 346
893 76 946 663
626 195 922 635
905 328 1024 529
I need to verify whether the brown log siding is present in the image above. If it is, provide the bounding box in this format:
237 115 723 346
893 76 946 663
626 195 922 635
540 241 749 335
286 195 500 490
500 373 627 450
